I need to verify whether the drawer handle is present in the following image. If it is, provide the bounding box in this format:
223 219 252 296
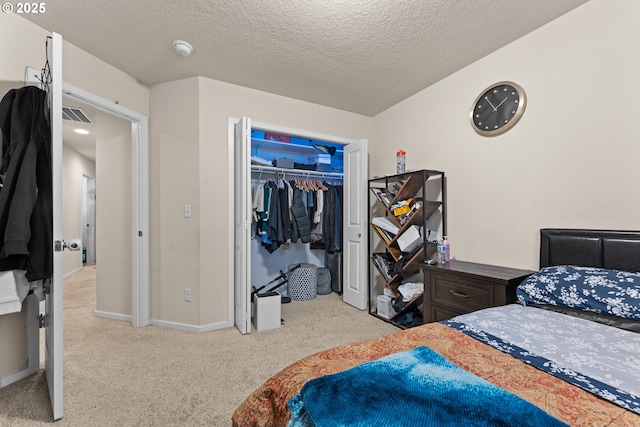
450 290 470 299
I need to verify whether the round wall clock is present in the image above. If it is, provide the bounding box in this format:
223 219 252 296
470 81 526 137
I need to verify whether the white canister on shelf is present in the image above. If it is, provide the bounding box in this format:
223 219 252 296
396 150 406 174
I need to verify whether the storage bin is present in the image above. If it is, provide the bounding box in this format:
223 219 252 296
288 263 317 301
307 154 331 164
290 136 311 145
253 291 281 331
251 130 266 139
272 158 294 169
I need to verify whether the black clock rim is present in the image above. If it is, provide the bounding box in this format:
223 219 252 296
470 81 526 137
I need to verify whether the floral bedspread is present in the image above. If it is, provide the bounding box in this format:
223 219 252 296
232 320 640 427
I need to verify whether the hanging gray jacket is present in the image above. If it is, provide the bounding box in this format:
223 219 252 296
291 187 311 243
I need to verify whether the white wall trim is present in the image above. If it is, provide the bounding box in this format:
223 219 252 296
0 366 39 388
94 311 133 323
63 266 83 278
62 81 149 328
227 117 239 328
149 319 233 333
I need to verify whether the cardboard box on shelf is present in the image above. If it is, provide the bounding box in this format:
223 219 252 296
398 225 422 253
272 158 294 169
307 153 331 164
265 132 290 142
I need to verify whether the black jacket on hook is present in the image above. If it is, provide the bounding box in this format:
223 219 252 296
0 85 53 281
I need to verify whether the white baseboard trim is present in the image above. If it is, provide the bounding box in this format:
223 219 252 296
149 319 233 333
197 320 234 333
63 266 84 278
0 365 39 389
94 310 132 323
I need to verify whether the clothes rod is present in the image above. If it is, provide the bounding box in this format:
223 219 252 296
250 165 343 179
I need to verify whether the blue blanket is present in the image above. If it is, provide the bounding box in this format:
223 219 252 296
288 346 568 427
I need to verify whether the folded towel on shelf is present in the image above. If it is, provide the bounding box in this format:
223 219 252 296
398 281 424 301
251 155 272 166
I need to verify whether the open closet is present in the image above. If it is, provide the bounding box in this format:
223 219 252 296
232 117 368 334
250 129 344 290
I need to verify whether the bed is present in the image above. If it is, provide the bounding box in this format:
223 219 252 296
232 229 640 426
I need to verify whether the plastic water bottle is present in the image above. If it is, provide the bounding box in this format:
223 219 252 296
396 150 406 174
442 236 450 262
437 241 446 264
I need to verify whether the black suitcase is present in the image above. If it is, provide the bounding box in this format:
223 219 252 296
325 251 343 294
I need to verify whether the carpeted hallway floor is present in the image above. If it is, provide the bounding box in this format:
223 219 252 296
0 266 398 426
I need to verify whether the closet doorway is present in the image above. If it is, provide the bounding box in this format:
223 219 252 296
230 117 368 334
62 82 149 327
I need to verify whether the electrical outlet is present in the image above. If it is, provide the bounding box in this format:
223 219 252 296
184 204 192 218
184 288 192 302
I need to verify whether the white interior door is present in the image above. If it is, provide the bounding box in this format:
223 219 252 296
234 117 252 334
342 139 368 309
47 31 64 420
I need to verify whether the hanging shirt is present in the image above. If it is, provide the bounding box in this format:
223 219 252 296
252 181 264 222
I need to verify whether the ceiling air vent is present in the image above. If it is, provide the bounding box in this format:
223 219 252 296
62 106 93 124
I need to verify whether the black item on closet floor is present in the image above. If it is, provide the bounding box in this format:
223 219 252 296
325 251 343 294
251 263 302 304
316 267 332 295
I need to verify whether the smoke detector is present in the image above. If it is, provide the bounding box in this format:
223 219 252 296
172 40 193 57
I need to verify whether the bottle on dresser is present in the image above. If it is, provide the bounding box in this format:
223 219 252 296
442 236 450 262
437 240 447 264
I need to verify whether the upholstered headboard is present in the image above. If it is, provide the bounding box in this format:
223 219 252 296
540 228 640 273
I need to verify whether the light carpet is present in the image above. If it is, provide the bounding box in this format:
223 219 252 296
0 266 398 426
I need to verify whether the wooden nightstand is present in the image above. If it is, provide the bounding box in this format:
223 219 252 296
420 260 535 323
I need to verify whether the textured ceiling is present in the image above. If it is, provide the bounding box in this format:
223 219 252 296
22 0 589 116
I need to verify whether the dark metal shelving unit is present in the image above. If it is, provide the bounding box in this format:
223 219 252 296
367 169 446 329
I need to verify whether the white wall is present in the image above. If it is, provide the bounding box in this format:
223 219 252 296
95 112 132 317
62 145 96 276
149 77 201 326
372 0 640 270
149 77 372 328
0 12 48 84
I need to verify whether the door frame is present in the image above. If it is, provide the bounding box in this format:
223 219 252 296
62 82 150 327
226 117 365 329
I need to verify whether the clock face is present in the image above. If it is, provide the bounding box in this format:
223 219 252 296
470 81 526 136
